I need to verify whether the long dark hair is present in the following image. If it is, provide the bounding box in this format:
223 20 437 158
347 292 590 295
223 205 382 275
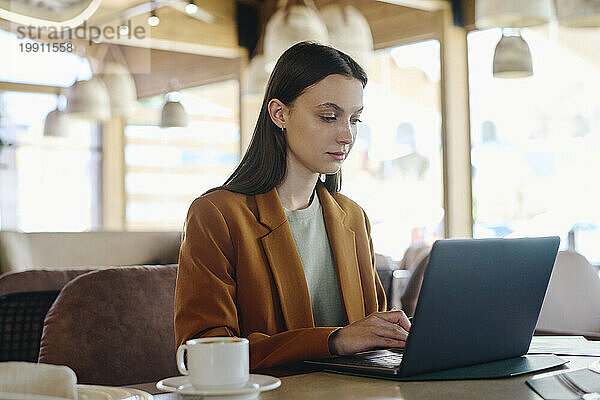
216 41 367 195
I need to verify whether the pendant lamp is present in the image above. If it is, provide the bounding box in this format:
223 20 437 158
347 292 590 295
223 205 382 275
319 4 373 69
493 30 533 78
99 62 137 118
475 0 552 28
555 0 600 27
65 76 111 121
264 1 329 69
43 107 70 137
160 98 188 128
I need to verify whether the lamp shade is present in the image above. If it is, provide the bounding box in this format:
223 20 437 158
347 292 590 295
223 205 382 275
160 100 188 128
555 0 600 27
243 54 271 96
264 5 329 68
319 4 373 69
65 77 111 121
99 62 137 118
493 32 533 78
43 107 70 137
476 0 552 28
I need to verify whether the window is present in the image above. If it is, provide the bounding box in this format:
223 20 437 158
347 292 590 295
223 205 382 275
124 80 240 230
342 41 444 260
0 30 99 231
0 91 101 231
469 28 600 264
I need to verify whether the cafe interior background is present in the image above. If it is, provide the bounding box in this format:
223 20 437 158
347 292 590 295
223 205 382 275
1 0 600 277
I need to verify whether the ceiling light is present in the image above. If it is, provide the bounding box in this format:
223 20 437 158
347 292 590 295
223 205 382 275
493 30 533 79
185 1 198 15
148 11 160 27
319 4 373 70
264 3 328 68
119 22 129 36
43 107 70 137
65 77 111 120
160 97 188 128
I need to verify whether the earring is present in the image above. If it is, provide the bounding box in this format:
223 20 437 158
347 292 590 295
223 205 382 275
281 126 286 134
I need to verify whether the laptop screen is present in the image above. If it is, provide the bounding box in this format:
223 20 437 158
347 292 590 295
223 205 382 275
399 236 560 377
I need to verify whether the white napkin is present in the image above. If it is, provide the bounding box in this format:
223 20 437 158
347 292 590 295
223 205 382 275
0 362 77 400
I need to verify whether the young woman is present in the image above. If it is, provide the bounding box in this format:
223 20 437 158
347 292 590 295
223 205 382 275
174 42 411 370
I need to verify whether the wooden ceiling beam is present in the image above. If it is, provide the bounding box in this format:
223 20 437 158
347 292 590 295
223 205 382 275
120 45 244 98
375 0 449 11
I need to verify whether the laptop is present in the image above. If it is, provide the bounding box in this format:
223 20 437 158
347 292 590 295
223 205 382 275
306 237 565 380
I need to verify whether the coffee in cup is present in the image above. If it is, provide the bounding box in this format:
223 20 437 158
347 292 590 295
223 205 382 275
176 337 249 389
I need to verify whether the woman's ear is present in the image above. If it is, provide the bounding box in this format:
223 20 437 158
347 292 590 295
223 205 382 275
267 99 288 130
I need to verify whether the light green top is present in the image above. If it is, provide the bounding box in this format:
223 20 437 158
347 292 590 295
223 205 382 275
284 192 346 327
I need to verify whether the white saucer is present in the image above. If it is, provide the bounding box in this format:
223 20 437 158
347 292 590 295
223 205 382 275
156 374 280 399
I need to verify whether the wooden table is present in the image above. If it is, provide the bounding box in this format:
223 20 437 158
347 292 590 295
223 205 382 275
140 356 599 400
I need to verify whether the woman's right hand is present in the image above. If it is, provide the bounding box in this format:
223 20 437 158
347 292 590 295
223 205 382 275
328 310 411 356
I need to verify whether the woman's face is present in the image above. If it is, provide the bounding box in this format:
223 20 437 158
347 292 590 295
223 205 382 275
272 74 364 177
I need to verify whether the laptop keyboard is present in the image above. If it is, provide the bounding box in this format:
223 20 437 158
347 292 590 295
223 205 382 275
335 352 404 369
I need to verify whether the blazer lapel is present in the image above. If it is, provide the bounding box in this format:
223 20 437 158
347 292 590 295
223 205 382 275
317 184 366 323
255 188 314 329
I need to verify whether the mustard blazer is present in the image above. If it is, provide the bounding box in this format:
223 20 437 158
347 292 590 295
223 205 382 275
174 182 386 370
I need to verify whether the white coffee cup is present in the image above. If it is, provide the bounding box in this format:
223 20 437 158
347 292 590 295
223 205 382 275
176 337 249 389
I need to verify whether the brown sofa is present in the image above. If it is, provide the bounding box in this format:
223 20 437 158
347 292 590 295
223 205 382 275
38 265 179 385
